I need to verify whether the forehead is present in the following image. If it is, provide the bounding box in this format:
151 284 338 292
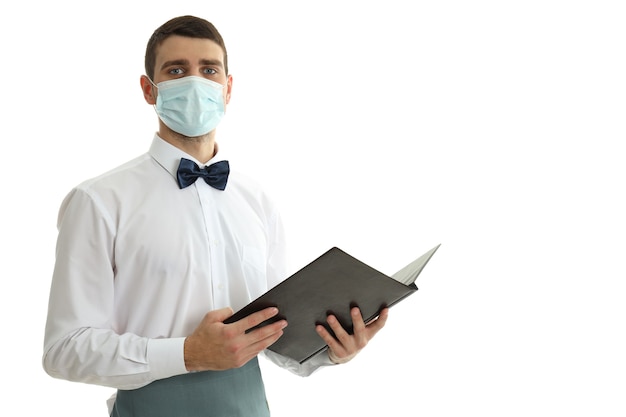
155 35 225 69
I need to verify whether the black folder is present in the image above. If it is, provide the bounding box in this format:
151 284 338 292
224 244 441 363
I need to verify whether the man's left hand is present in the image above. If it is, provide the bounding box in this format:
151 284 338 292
315 306 389 364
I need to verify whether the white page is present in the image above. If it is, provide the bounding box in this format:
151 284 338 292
391 244 441 285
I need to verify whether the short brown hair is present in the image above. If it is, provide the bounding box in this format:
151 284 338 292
144 15 228 80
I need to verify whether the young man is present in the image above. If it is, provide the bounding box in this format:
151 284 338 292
43 15 388 416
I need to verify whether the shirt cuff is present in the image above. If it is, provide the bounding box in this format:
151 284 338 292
307 348 336 367
147 337 189 381
262 347 336 377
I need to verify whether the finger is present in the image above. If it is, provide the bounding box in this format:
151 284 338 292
348 307 370 347
325 314 351 344
230 313 287 366
247 316 288 343
232 307 281 333
350 307 366 333
315 323 346 356
248 324 286 352
315 321 342 347
366 308 389 335
205 307 235 323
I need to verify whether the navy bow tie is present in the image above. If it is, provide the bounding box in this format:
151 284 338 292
177 158 230 190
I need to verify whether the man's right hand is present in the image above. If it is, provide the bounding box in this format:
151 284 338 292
183 307 287 372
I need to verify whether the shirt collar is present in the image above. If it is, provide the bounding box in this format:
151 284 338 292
149 134 227 182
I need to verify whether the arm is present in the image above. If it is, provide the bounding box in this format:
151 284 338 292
43 187 292 388
42 188 173 389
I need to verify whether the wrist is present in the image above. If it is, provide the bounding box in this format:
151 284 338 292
183 336 200 371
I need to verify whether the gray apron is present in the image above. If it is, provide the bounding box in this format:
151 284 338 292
110 357 270 417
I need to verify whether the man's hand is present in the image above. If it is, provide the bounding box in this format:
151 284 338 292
315 307 389 364
184 307 287 371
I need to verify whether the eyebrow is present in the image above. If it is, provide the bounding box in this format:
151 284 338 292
199 59 224 68
160 59 223 70
160 59 189 70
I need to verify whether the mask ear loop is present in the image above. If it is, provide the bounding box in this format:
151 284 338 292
145 77 163 121
147 77 159 112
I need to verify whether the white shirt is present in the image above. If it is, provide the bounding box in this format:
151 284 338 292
43 135 331 391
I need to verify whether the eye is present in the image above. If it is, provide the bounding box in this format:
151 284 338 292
168 68 184 75
203 68 218 75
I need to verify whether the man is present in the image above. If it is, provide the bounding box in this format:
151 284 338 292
43 15 388 416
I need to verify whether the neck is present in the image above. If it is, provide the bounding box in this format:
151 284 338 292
159 124 217 163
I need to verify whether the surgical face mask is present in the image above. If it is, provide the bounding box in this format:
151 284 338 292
152 76 226 137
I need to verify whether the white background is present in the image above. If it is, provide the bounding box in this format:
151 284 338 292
2 1 625 416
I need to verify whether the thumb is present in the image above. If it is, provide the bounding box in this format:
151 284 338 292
204 307 235 324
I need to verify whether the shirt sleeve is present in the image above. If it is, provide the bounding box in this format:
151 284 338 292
261 348 336 377
42 188 188 390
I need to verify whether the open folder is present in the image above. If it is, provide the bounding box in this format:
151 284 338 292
224 244 441 363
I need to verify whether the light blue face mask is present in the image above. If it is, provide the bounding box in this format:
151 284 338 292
152 76 226 137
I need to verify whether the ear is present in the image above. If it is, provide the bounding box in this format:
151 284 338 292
140 75 156 105
224 74 233 105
